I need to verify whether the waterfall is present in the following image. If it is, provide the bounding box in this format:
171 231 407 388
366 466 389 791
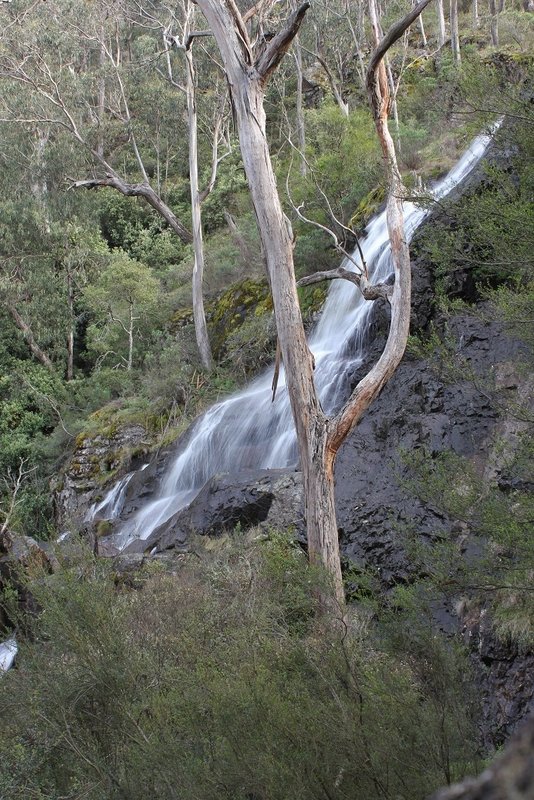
93 130 495 550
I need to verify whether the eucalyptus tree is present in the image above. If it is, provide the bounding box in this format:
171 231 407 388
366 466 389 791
192 0 433 607
0 0 223 369
130 0 232 371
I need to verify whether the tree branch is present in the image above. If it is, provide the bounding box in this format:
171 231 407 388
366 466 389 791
69 175 193 244
254 1 310 84
366 0 434 118
297 268 392 300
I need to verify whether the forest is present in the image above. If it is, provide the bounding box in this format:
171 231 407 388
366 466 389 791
0 0 533 797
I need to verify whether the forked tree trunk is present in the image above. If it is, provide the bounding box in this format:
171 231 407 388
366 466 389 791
194 0 432 611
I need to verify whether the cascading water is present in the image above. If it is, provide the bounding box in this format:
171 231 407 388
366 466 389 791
94 130 496 550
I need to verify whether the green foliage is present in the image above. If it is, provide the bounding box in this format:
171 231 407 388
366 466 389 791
416 110 534 303
83 251 161 370
0 537 479 800
97 193 187 270
403 435 534 649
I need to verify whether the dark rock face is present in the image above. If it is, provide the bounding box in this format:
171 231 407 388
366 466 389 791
461 607 534 751
335 312 522 581
123 469 304 554
0 534 59 632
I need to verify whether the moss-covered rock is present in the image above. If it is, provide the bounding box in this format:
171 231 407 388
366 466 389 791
54 420 149 532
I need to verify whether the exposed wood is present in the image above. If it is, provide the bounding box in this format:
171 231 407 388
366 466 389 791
297 268 392 301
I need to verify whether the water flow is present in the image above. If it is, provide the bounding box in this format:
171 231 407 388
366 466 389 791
97 131 495 548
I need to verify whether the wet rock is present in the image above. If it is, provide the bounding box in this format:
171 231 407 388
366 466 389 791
125 469 304 554
54 423 149 530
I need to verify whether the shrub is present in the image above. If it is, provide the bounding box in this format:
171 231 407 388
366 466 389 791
0 535 479 800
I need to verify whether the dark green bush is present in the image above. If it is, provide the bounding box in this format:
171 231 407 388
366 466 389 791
0 535 479 800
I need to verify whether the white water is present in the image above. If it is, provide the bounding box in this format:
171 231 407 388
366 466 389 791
95 131 495 549
0 636 17 673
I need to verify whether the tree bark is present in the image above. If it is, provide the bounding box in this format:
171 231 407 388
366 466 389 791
7 302 54 370
450 0 461 64
185 46 214 371
437 0 447 46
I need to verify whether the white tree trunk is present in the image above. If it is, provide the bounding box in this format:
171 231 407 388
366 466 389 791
489 0 500 45
451 0 461 64
185 47 214 372
437 0 447 47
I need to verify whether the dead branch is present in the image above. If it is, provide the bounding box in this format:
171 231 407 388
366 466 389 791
297 268 392 301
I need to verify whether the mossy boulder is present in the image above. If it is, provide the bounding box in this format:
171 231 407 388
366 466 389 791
207 278 271 359
54 420 149 533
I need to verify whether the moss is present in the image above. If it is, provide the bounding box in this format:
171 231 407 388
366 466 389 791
349 186 386 233
96 520 112 538
207 278 270 358
297 284 328 316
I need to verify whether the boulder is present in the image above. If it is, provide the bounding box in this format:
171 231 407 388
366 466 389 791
124 469 304 554
54 423 149 530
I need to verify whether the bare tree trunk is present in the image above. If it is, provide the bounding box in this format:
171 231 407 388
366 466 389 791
127 301 134 371
437 0 447 46
472 0 480 29
293 34 307 176
193 0 432 612
66 268 75 381
7 302 53 370
97 35 106 159
489 0 500 45
185 47 213 372
194 0 344 608
451 0 461 64
417 8 428 46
